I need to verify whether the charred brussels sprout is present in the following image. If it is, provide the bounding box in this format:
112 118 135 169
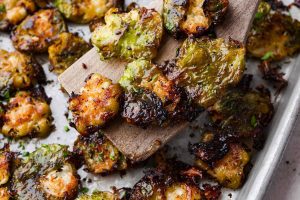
119 59 201 127
0 0 36 31
130 165 220 200
48 32 91 74
164 37 245 109
163 0 229 38
11 144 79 200
247 2 300 61
1 89 53 138
11 9 67 53
190 131 251 189
69 73 122 135
91 7 163 61
55 0 122 23
208 87 274 139
0 49 45 97
74 132 128 174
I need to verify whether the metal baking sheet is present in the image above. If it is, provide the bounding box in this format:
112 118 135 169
1 0 300 199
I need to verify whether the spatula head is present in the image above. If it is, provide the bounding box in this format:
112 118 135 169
58 0 260 162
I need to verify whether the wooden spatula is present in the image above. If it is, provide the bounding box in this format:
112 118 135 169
58 0 261 162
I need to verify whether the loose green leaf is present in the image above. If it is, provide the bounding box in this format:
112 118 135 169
261 51 273 60
80 187 89 194
22 151 29 157
251 115 258 128
64 125 70 132
255 12 264 20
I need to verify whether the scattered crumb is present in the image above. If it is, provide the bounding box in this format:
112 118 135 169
286 160 290 165
189 133 195 138
258 61 288 95
46 80 55 84
82 63 88 69
120 170 127 178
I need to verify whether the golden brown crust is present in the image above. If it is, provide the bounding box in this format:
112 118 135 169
0 152 10 186
0 187 10 200
0 50 45 95
0 0 36 31
191 130 251 189
69 73 122 135
55 0 123 24
39 163 79 199
11 9 67 53
48 32 91 74
1 90 53 138
163 0 229 38
119 59 201 127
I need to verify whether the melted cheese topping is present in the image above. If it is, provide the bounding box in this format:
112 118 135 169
1 91 52 138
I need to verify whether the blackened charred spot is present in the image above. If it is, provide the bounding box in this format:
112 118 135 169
189 130 231 165
201 184 222 200
258 61 288 95
122 90 168 128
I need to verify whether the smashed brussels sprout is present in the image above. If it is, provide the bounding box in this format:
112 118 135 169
91 7 163 61
163 0 229 38
247 2 300 61
55 0 122 23
74 132 128 174
130 164 221 200
163 37 245 109
190 130 251 189
0 0 36 31
119 59 201 127
11 9 67 53
0 49 45 97
48 32 91 74
208 87 273 139
1 89 53 138
69 73 122 135
11 144 79 199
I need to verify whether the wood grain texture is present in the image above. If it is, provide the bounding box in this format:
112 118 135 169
58 0 260 162
216 0 261 43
